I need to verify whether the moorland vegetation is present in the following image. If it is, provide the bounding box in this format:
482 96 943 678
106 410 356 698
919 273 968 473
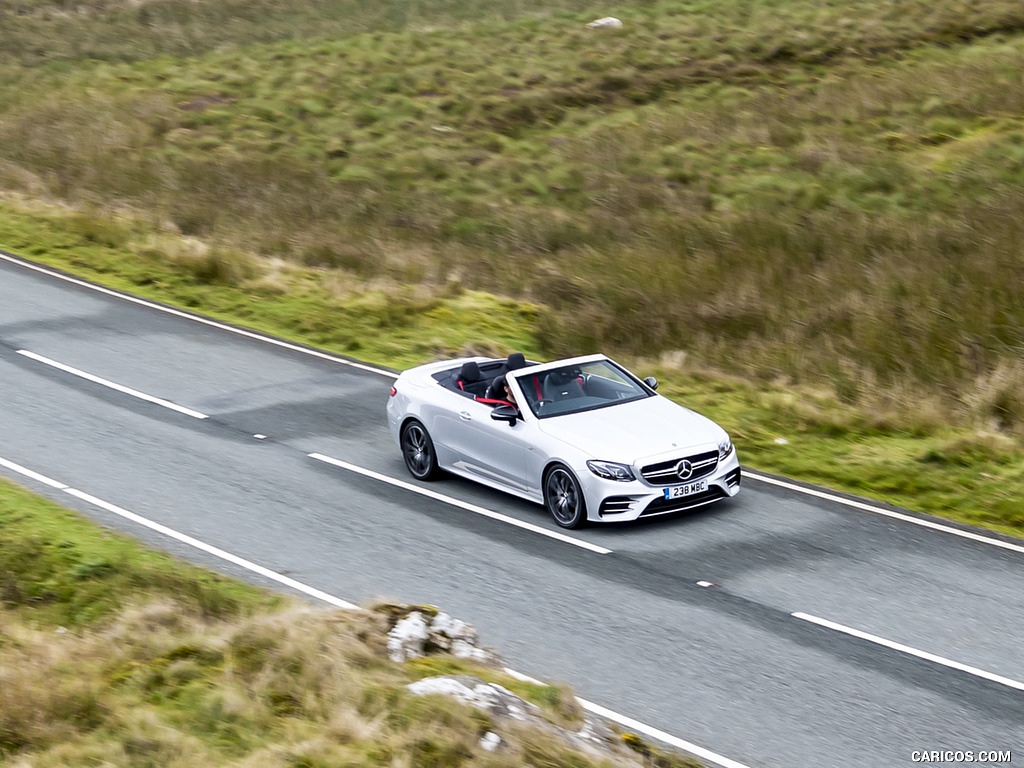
0 0 1022 531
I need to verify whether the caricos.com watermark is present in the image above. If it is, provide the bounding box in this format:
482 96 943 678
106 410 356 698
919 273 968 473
911 751 1012 764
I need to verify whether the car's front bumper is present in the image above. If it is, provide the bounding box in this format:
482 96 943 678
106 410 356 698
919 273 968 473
580 449 741 523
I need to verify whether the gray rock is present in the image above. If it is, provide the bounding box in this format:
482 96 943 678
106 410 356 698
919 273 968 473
586 16 623 29
387 611 430 662
479 731 503 752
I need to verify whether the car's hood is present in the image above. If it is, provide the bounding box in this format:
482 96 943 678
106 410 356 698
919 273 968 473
536 396 725 463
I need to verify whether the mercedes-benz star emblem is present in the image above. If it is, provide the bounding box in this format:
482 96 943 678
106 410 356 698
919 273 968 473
675 459 693 480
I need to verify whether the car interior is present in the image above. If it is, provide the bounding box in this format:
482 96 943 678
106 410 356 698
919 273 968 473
431 355 652 417
433 353 534 403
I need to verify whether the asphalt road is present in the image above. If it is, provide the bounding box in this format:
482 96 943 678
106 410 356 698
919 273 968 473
2 252 1021 768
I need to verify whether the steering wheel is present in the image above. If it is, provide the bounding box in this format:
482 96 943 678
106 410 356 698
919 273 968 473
536 398 553 411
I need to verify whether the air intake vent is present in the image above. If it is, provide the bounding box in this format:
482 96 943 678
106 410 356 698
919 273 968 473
599 496 635 517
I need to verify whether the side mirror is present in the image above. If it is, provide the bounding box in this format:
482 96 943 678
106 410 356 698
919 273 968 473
643 376 659 391
490 404 518 425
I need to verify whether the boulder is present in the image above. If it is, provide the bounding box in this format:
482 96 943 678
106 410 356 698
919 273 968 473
586 16 623 29
387 611 430 662
384 609 501 665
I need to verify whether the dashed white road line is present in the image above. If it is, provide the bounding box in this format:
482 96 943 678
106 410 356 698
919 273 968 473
308 452 611 555
0 251 396 378
17 349 209 419
745 471 1024 556
0 452 746 768
793 612 1024 692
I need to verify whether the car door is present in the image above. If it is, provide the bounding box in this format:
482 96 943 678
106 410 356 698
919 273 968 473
448 397 532 495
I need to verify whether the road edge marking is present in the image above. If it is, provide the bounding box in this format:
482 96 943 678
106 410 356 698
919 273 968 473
0 250 396 379
63 487 360 610
18 349 209 419
745 470 1024 556
0 456 69 490
576 697 756 768
792 611 1024 692
308 452 612 555
0 453 360 610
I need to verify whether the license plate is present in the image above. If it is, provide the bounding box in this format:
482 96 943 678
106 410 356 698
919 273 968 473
664 480 707 499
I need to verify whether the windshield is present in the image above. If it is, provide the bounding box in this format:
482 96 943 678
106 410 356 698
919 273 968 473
513 359 652 418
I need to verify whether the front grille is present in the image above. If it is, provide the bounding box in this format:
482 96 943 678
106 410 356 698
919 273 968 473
640 486 727 517
599 496 636 517
641 450 719 486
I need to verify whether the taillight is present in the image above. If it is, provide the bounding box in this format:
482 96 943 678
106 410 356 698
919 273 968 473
389 385 397 397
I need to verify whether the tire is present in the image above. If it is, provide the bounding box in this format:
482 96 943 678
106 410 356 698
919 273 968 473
543 464 588 529
401 420 439 480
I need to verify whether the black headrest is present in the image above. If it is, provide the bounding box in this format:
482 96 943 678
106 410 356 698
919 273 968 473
507 352 526 371
488 375 507 396
548 369 577 384
458 361 482 382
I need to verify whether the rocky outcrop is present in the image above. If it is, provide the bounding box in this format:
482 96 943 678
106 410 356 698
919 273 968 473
386 609 501 665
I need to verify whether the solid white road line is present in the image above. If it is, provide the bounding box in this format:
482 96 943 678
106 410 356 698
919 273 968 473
0 453 358 610
0 456 69 490
0 453 746 768
308 452 612 555
0 251 396 378
17 349 209 419
793 612 1024 692
745 470 1024 556
577 697 756 768
62 488 359 610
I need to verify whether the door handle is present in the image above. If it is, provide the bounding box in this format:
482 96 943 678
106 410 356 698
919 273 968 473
459 411 472 421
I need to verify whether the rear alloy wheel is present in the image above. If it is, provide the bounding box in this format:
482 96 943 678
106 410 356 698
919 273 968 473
401 420 439 480
544 464 587 529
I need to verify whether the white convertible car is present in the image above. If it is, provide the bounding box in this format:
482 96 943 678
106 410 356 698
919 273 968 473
386 352 741 528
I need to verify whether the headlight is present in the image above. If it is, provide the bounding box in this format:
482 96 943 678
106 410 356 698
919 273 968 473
718 436 733 460
587 460 636 482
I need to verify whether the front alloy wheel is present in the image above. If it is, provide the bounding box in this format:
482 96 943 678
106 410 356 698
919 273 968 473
401 420 439 480
544 464 587 529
